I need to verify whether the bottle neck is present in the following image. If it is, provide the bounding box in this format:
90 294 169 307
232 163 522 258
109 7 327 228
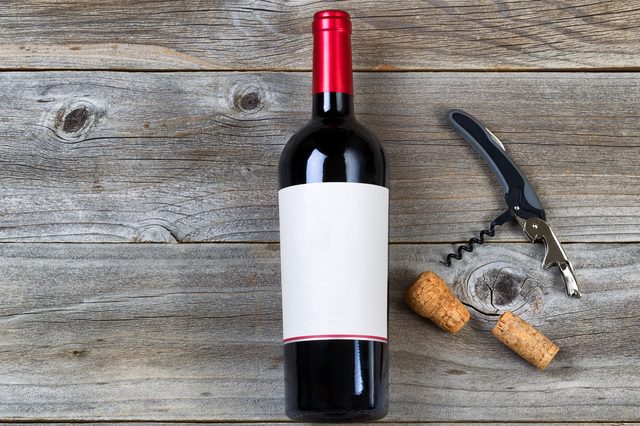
312 10 353 118
312 92 354 117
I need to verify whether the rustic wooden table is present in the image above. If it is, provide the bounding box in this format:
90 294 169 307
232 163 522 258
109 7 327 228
1 1 639 424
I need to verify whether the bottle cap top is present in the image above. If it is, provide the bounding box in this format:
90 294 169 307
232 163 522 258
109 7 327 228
313 10 351 33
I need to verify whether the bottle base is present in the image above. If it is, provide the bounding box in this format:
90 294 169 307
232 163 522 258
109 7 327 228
285 407 388 422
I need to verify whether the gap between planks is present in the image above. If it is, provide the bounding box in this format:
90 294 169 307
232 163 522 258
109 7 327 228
1 68 640 73
0 241 638 245
0 418 635 424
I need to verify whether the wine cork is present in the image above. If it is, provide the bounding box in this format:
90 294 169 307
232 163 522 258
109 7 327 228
492 311 559 370
405 271 470 334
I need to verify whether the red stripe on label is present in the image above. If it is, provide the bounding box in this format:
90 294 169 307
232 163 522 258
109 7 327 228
283 334 388 343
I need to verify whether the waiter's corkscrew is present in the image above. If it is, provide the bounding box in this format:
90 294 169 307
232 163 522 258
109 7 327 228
440 110 581 298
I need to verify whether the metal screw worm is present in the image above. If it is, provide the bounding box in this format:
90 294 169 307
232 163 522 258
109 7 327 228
440 219 501 267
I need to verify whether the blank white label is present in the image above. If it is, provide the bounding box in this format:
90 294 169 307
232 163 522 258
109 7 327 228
278 182 389 344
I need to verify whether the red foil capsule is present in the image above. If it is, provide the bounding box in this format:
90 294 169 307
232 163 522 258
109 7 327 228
312 10 353 95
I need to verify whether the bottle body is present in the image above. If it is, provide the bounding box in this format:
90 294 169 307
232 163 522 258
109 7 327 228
278 10 389 422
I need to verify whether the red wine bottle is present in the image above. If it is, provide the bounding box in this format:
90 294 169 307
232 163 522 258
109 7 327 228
278 10 389 422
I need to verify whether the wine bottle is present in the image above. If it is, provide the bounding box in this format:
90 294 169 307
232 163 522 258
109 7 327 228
278 10 389 422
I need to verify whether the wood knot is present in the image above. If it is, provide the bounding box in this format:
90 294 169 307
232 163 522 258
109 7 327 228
63 348 89 359
460 261 543 321
52 100 97 141
72 349 88 357
63 106 90 133
234 85 265 113
240 92 261 111
134 223 179 243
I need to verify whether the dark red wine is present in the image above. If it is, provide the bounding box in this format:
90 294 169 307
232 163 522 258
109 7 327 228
278 10 389 422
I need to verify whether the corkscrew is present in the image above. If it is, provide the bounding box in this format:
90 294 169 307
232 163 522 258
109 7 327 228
440 110 581 298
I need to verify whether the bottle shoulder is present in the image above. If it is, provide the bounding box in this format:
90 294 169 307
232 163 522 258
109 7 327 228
279 117 387 188
282 118 384 160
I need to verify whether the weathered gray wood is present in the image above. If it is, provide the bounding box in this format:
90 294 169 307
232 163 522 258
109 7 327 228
0 420 635 426
1 72 639 243
0 242 638 421
0 424 628 426
1 1 639 71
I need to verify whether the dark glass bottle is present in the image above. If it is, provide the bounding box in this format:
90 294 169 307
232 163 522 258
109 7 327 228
278 10 389 422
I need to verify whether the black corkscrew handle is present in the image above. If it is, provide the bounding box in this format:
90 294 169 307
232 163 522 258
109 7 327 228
447 110 546 221
441 209 513 267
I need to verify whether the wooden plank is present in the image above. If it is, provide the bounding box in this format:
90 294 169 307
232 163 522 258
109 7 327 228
0 420 636 426
0 420 624 426
1 72 638 243
0 424 633 426
1 1 639 71
0 242 637 421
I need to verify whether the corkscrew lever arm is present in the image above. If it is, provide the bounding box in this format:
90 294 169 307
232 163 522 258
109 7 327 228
515 215 581 298
444 109 580 298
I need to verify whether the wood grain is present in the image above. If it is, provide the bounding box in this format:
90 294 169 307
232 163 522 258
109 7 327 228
0 424 630 426
1 71 638 243
0 424 629 426
1 2 638 424
1 1 639 71
0 242 637 421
